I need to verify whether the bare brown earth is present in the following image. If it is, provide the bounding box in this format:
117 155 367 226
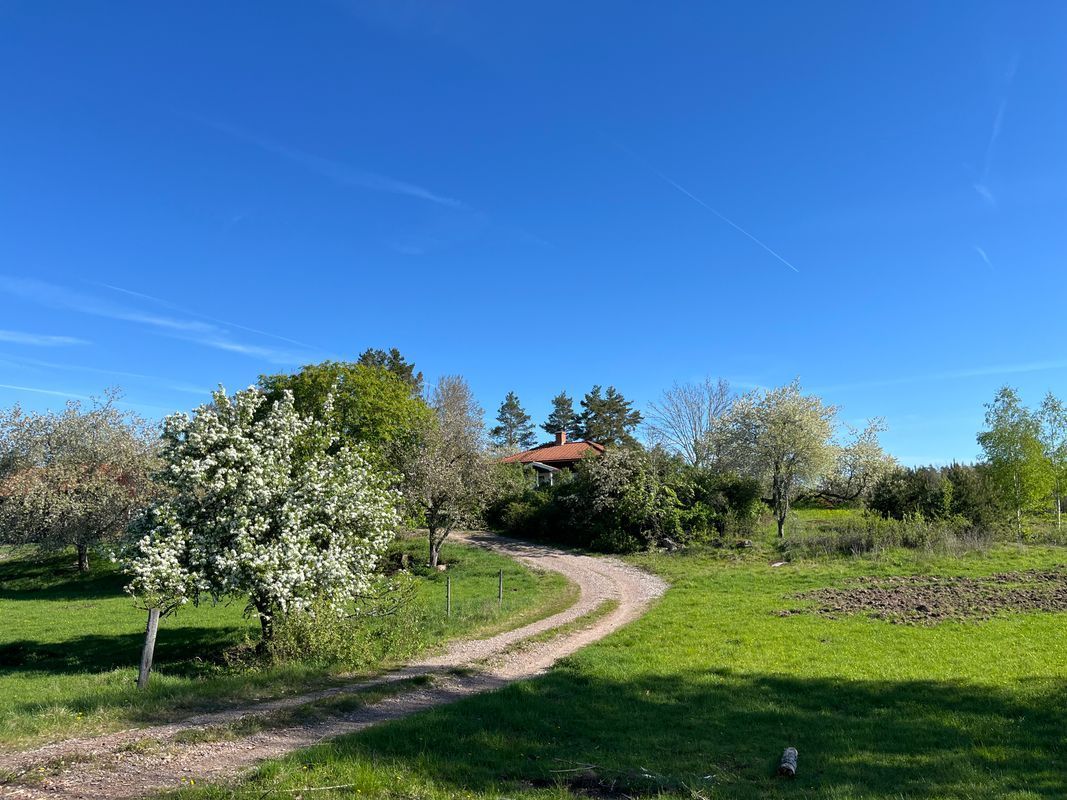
784 567 1067 624
0 533 667 800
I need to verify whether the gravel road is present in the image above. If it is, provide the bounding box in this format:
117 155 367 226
0 533 667 800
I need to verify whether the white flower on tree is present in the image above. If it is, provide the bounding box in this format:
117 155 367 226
0 390 158 572
124 386 400 641
394 375 492 568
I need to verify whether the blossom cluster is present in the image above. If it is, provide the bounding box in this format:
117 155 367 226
124 387 400 622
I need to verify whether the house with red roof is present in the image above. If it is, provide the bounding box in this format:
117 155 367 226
499 432 605 486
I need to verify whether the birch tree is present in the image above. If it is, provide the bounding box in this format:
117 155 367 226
977 386 1051 537
1038 392 1067 529
645 377 733 467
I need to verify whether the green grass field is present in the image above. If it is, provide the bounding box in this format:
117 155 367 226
0 536 573 750
173 526 1067 799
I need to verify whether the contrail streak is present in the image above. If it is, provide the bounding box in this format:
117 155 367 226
613 141 800 273
651 168 801 274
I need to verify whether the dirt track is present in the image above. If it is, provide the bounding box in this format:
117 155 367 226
0 533 667 799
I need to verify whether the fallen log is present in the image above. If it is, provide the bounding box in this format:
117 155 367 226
778 747 798 777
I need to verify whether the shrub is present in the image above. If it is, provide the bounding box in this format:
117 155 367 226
491 452 772 552
266 583 423 669
491 449 683 553
869 463 1009 535
671 468 763 541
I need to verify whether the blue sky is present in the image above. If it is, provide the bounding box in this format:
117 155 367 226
1 2 1066 465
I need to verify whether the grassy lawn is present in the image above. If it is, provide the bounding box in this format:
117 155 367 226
0 536 573 751
174 532 1067 799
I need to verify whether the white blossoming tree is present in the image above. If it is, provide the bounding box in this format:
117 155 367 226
0 391 158 572
124 387 400 643
715 380 837 537
394 376 492 568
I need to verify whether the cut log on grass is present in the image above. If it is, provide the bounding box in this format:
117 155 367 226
778 747 798 777
137 608 161 690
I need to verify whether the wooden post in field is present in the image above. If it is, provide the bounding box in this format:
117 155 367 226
137 608 161 690
498 569 503 608
446 575 451 617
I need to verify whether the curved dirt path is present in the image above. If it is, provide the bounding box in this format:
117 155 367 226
0 533 667 799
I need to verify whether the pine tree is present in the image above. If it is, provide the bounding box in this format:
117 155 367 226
576 385 643 447
357 348 423 396
542 391 581 438
490 391 536 451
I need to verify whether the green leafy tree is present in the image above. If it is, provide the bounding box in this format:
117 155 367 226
356 348 423 396
716 380 836 537
490 391 536 451
259 361 432 470
977 386 1052 536
542 391 580 439
0 391 158 572
1039 392 1067 529
576 385 643 447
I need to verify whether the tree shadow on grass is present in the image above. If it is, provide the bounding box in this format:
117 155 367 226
0 550 126 601
0 627 248 679
277 667 1067 799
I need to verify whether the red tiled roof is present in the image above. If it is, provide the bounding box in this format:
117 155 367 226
500 440 605 465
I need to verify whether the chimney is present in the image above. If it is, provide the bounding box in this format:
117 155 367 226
555 431 567 446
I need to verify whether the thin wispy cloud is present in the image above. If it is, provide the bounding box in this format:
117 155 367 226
615 143 800 274
0 276 314 364
0 277 214 334
0 383 90 400
2 354 210 396
974 55 1020 208
191 336 307 364
815 358 1067 393
973 245 994 269
97 283 318 349
0 329 88 347
199 117 469 210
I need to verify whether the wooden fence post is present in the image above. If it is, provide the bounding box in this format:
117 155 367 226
446 575 451 617
498 569 503 608
137 608 161 690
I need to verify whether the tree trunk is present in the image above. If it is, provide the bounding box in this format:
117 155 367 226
254 596 274 645
429 536 441 568
137 608 160 690
1058 495 1062 530
76 543 90 573
776 491 788 538
1014 470 1023 540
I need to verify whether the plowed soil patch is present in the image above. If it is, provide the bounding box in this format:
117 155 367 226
786 568 1067 624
